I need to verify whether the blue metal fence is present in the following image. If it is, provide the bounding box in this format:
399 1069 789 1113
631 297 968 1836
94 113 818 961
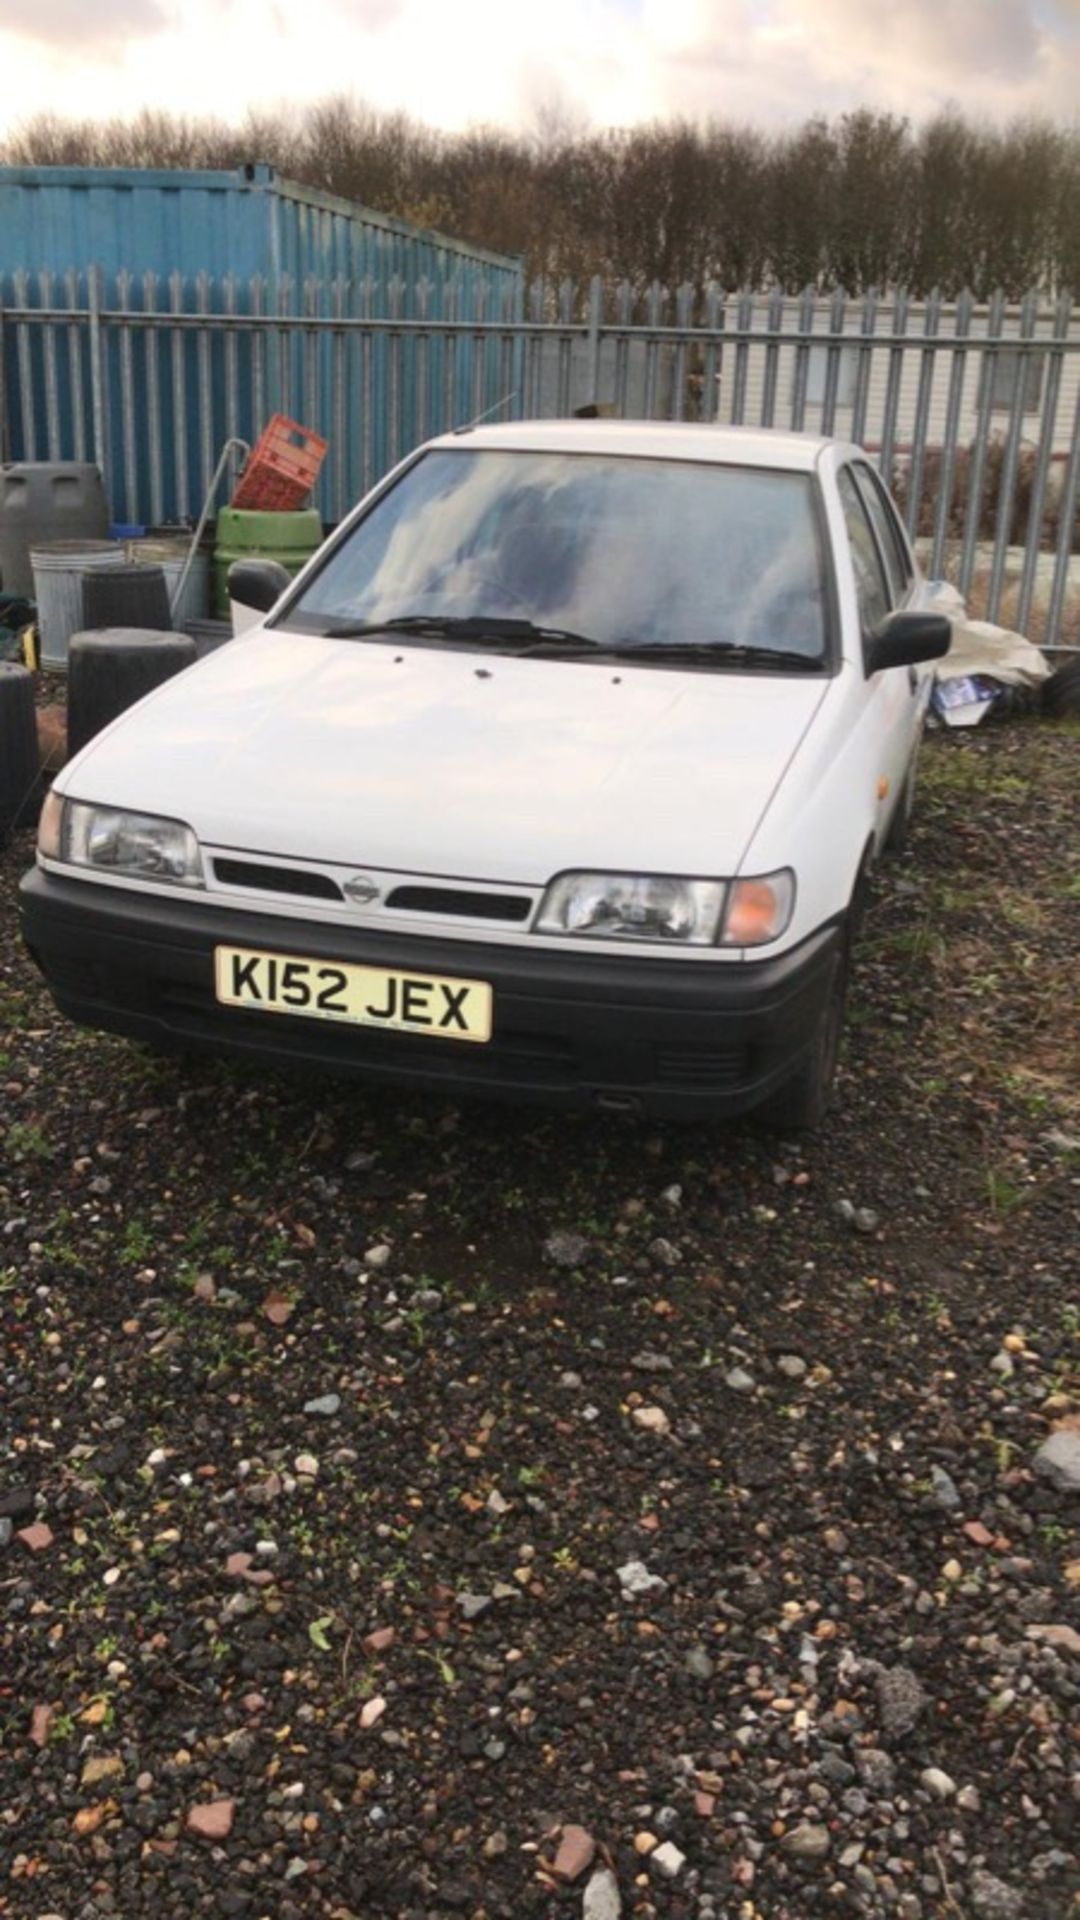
1 271 1077 645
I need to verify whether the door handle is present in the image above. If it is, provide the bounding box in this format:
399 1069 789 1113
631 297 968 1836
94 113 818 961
907 665 918 694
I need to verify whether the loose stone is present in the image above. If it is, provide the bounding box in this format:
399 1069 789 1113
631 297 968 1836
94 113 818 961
616 1559 668 1598
1032 1431 1080 1493
920 1767 957 1799
80 1754 124 1788
16 1522 53 1553
544 1231 590 1269
875 1664 928 1736
781 1823 831 1861
777 1354 807 1380
632 1405 671 1435
856 1748 896 1794
552 1824 596 1882
969 1868 1026 1920
650 1841 686 1880
303 1394 340 1417
456 1592 493 1620
930 1465 961 1510
187 1799 236 1841
583 1867 623 1919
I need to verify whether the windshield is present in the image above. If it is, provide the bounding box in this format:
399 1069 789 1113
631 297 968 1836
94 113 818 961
284 449 830 661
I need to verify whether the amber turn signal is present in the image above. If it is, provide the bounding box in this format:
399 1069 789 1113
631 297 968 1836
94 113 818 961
722 871 795 948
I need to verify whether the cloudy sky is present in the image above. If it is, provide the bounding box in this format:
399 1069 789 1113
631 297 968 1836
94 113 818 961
1 0 1078 135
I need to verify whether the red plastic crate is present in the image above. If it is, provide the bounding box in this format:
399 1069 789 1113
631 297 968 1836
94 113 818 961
231 414 328 511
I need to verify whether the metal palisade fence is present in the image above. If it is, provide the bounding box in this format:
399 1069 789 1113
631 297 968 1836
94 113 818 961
2 269 1079 646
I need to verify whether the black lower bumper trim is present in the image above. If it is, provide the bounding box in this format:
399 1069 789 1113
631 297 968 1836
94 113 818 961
19 868 843 1119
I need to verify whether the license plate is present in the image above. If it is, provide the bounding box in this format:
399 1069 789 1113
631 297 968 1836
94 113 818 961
213 945 493 1044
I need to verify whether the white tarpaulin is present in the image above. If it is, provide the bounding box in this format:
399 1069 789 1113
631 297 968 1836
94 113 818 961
925 581 1050 726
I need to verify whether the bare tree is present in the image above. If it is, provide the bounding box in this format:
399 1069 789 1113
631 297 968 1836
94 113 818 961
3 100 1078 297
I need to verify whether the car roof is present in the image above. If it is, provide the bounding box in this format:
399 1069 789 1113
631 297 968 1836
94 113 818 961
426 419 834 471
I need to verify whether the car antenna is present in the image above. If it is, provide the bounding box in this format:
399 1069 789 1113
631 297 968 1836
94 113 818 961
453 392 519 434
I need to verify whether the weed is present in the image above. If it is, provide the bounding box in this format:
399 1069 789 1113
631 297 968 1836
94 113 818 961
985 1169 1027 1218
420 1648 457 1687
120 1217 155 1266
5 1121 51 1161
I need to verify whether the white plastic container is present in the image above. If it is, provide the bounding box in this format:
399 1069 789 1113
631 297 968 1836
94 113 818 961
31 540 124 671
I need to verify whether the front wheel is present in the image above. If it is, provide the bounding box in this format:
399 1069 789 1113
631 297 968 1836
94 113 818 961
753 940 850 1134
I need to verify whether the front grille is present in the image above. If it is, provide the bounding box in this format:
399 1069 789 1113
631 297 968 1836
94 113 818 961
213 859 343 902
385 885 532 923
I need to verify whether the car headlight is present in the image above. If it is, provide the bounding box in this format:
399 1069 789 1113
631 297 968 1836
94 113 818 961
39 795 204 888
537 872 726 945
536 869 795 947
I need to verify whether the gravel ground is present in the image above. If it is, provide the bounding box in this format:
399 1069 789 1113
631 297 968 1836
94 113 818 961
2 721 1079 1920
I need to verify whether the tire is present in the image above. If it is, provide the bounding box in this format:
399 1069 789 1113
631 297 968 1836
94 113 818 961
0 661 40 846
753 846 873 1136
753 941 850 1133
66 628 196 758
82 564 172 633
1042 656 1080 720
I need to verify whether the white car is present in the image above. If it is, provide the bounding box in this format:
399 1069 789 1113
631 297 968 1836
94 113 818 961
21 422 949 1128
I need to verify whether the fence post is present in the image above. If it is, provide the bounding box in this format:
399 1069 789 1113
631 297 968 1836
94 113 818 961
1045 378 1080 651
930 290 973 582
585 276 602 405
1017 290 1071 640
87 263 109 494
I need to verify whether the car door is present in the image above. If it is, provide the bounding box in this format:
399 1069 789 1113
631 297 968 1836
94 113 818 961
836 465 919 834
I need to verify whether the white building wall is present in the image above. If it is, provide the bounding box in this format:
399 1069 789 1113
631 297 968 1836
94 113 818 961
710 300 1079 465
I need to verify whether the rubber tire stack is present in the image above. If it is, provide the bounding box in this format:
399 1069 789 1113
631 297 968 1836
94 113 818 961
1042 656 1080 719
0 661 40 847
66 629 197 759
82 564 171 633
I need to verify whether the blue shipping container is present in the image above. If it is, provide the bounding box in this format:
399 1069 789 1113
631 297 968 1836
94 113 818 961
0 163 522 308
0 165 524 522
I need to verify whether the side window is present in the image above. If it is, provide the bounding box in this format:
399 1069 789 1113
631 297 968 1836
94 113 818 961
855 463 914 599
837 468 890 636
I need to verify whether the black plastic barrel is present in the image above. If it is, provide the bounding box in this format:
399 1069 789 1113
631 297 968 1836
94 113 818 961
67 628 197 759
0 462 108 597
0 661 40 845
82 564 171 633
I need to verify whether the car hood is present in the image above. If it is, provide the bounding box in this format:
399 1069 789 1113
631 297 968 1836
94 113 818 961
60 631 830 883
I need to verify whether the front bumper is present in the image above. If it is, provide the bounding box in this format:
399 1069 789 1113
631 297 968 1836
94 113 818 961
19 868 842 1119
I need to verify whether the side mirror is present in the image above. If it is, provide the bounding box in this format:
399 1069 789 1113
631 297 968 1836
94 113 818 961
867 609 952 674
227 558 292 616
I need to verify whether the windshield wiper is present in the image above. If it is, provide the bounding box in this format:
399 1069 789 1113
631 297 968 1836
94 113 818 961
315 616 822 671
608 641 824 671
318 613 605 649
